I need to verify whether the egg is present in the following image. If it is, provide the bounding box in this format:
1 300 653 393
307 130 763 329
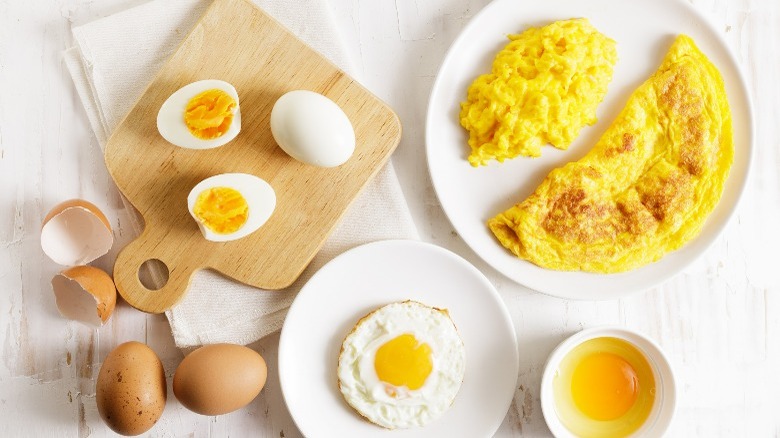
173 343 267 416
157 79 241 149
41 199 114 266
96 342 167 436
270 90 355 167
460 18 617 165
187 173 276 242
488 35 733 273
337 301 466 429
51 265 116 326
552 337 655 437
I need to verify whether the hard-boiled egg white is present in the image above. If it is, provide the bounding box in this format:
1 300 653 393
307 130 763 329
270 90 355 167
552 337 656 437
158 80 241 150
187 173 275 242
337 301 466 429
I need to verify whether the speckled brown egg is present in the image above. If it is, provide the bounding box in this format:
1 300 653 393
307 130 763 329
173 343 267 416
96 341 167 436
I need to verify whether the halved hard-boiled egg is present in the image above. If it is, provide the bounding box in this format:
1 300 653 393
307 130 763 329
187 173 276 242
157 80 241 149
337 301 466 429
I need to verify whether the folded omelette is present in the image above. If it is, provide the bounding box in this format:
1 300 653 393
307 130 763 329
488 35 734 273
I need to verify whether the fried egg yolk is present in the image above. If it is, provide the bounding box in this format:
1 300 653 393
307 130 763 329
374 334 433 393
571 352 639 421
184 89 236 139
192 187 248 235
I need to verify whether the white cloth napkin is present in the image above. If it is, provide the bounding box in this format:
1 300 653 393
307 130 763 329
64 0 418 348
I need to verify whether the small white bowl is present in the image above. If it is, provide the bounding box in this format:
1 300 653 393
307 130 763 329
540 326 677 437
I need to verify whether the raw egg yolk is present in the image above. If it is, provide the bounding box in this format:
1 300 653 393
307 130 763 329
374 334 432 392
571 352 639 421
193 187 248 234
184 89 236 139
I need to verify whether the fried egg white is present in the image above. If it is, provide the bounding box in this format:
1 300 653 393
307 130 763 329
337 301 466 429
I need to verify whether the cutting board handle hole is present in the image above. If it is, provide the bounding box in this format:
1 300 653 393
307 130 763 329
138 259 170 291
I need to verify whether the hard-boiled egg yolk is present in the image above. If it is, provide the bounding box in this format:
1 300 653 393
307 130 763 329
184 89 236 139
571 352 639 421
193 187 248 235
374 334 432 393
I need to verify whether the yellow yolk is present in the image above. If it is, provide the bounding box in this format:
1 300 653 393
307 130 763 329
193 187 248 234
374 334 433 392
184 89 236 139
571 352 639 421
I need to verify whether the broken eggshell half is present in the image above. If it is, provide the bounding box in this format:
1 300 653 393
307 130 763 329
52 265 117 326
41 199 114 265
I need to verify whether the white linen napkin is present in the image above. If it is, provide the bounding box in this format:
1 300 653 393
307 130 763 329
64 0 418 348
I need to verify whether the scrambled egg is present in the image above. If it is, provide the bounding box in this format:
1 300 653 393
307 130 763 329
460 18 617 166
488 35 734 273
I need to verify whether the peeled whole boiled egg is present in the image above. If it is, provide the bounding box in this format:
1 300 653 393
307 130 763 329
337 301 466 429
157 79 241 149
270 90 355 167
41 199 114 266
187 173 276 242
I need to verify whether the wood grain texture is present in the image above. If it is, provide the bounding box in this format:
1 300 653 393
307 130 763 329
105 0 401 313
0 0 778 437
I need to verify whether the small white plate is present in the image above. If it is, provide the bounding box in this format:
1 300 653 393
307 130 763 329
426 0 753 299
540 327 677 437
278 240 519 437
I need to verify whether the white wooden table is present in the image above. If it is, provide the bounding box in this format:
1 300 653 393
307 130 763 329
1 0 778 436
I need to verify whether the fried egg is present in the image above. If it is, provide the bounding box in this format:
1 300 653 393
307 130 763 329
157 80 241 149
187 173 275 242
337 301 466 429
460 18 617 165
489 35 734 273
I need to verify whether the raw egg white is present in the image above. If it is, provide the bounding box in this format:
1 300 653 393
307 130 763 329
337 301 465 429
157 79 241 150
186 173 275 242
553 337 656 437
270 90 355 167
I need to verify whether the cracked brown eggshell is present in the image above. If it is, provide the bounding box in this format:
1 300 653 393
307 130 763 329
41 199 113 265
52 265 116 326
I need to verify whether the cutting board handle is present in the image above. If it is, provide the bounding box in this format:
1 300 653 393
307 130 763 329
112 229 195 314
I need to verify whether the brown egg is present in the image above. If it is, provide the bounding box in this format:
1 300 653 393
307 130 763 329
173 343 267 415
96 342 167 436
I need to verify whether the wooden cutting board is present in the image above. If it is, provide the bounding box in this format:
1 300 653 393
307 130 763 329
105 0 401 314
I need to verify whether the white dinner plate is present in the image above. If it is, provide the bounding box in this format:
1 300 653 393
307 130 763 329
426 0 753 300
278 240 519 437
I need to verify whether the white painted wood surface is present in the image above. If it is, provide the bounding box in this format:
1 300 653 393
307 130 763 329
1 0 778 436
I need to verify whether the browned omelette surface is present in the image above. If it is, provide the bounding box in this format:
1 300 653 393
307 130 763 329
488 35 734 273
